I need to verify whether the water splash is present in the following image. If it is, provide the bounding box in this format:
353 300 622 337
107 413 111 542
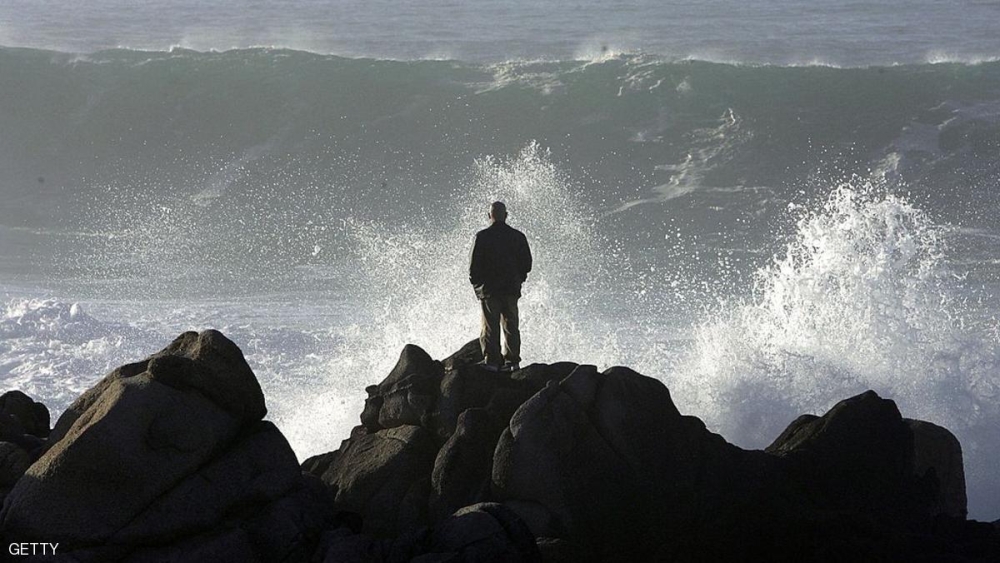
674 182 1000 515
341 142 625 366
260 142 638 455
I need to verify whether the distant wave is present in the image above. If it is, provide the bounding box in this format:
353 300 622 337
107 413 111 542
2 44 998 284
7 44 1000 68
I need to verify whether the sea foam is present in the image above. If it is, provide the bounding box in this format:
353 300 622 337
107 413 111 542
673 183 1000 517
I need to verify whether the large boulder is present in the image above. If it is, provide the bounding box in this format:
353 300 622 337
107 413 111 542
766 390 939 519
312 425 438 537
47 329 265 448
109 421 299 544
121 458 335 563
906 419 967 518
307 342 580 540
429 408 504 521
312 503 540 563
426 503 541 562
432 344 574 442
303 341 990 561
441 339 485 370
0 391 47 505
0 390 50 439
3 367 247 542
0 441 31 494
491 364 751 560
370 345 444 432
0 330 332 561
431 362 551 442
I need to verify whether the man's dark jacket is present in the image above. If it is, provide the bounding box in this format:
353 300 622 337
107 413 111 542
469 222 532 299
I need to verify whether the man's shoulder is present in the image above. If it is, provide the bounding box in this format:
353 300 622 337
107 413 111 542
477 223 526 240
496 222 524 235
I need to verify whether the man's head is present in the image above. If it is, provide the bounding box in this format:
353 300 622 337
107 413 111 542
489 201 508 223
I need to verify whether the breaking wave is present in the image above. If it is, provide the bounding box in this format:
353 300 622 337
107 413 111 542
675 183 1000 517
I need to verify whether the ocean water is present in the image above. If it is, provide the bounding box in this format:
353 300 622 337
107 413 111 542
2 2 1000 519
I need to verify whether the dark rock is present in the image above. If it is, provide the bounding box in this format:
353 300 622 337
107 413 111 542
433 366 508 440
765 413 818 451
122 528 260 563
442 339 484 371
0 442 30 487
0 390 50 438
534 537 590 563
301 426 366 475
0 441 31 505
313 525 434 563
39 544 133 562
766 390 934 519
428 503 541 563
432 361 573 442
314 424 438 537
306 342 585 548
303 450 340 476
109 421 300 545
332 510 365 535
508 362 577 389
304 340 588 551
312 502 541 563
2 367 247 545
907 419 967 518
45 357 146 447
384 526 436 562
239 472 338 562
144 332 266 424
12 335 985 562
375 345 443 430
409 554 455 563
316 528 385 563
430 409 504 521
491 364 746 560
48 329 265 447
0 393 48 458
361 386 385 432
0 330 331 563
0 430 43 454
482 388 533 428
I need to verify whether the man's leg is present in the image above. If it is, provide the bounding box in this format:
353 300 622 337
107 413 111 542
500 295 521 365
479 296 503 366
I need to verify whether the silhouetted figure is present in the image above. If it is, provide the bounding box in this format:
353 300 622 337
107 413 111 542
469 201 532 371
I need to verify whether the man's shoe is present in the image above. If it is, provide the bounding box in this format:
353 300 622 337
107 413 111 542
501 362 520 372
477 361 501 372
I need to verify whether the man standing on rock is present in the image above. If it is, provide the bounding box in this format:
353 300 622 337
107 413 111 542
469 201 532 372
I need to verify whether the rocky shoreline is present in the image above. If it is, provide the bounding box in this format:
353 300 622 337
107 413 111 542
0 330 998 562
